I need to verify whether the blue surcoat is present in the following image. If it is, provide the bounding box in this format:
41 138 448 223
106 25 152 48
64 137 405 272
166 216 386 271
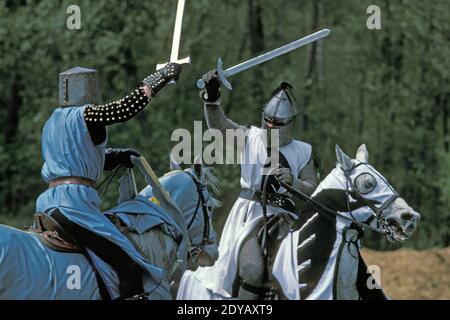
36 106 170 299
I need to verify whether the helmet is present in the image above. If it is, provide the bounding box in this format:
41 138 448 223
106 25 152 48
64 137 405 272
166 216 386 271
262 82 298 146
58 66 102 107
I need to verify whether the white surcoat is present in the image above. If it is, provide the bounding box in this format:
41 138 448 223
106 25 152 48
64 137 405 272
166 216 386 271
177 127 312 299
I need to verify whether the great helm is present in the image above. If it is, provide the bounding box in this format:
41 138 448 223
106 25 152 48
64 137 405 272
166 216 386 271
262 82 298 146
58 66 102 107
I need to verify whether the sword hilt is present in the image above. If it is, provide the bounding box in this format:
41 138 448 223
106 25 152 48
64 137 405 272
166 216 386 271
156 56 191 70
196 58 232 90
155 56 191 85
196 79 206 89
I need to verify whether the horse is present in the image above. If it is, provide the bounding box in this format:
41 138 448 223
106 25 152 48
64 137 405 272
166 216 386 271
119 156 222 296
177 144 421 300
0 156 220 300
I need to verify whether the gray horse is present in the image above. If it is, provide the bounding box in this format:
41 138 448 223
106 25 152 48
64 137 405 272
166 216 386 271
123 157 222 295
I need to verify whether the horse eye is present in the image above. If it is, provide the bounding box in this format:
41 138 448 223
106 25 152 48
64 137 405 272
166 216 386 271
365 180 374 188
355 173 377 194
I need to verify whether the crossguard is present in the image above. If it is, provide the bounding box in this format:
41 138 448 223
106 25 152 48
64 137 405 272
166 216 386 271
156 56 190 84
196 58 233 91
156 56 191 71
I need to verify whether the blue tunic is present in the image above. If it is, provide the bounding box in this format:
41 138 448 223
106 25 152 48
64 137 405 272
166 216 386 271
36 106 169 299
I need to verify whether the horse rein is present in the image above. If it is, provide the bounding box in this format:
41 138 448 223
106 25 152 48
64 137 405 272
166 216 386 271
96 165 125 199
184 171 211 250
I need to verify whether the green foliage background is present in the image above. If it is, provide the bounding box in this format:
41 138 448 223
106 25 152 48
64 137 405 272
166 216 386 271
0 0 448 250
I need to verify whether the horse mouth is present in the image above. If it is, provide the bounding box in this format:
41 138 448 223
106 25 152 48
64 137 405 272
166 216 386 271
385 220 409 243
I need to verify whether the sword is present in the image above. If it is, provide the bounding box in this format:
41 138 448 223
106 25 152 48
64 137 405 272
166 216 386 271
156 0 191 73
196 28 331 90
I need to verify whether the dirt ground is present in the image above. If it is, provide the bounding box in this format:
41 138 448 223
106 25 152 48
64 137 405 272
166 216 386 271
361 247 450 300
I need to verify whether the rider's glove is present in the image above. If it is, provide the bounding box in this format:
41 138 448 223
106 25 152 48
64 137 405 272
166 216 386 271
142 63 182 96
200 69 221 103
104 148 141 170
275 167 294 186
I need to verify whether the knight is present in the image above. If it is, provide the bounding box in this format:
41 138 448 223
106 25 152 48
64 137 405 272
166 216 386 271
177 71 319 299
36 64 181 300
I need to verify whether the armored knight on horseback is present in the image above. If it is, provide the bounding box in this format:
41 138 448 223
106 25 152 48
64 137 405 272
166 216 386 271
35 64 182 300
177 70 319 299
177 71 422 300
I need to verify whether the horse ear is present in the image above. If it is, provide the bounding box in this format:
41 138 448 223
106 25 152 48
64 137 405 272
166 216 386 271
169 153 182 171
193 155 203 179
356 144 369 163
335 145 353 171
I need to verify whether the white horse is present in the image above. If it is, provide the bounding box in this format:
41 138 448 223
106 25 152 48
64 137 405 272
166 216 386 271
177 144 421 300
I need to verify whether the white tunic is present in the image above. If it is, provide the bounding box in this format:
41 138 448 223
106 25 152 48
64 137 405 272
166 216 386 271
177 126 312 299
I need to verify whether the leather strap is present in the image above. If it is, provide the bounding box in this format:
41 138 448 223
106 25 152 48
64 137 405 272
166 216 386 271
49 176 96 189
240 280 267 296
239 189 295 213
34 213 77 244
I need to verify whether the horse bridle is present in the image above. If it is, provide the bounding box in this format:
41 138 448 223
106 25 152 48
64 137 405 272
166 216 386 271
342 163 399 235
276 163 399 236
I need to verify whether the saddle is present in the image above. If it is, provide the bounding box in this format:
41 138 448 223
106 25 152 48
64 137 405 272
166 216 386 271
28 213 81 253
30 212 146 300
30 213 144 257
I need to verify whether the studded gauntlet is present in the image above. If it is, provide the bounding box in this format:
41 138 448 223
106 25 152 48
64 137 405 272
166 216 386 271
84 87 150 125
84 63 181 127
142 63 182 96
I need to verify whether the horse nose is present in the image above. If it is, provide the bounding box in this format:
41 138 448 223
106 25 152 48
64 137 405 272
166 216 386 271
401 211 421 223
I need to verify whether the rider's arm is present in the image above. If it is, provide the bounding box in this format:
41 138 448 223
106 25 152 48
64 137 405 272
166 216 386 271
84 86 150 127
200 70 248 135
292 157 319 196
84 63 182 144
203 102 247 133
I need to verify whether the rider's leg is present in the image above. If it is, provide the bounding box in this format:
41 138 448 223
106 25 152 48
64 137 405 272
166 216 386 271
238 235 265 300
51 209 144 299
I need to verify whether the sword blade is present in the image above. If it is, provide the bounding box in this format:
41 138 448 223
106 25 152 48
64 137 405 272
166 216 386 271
225 29 330 77
170 0 186 62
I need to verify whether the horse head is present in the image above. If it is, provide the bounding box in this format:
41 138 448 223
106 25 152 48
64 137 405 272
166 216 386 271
315 144 421 242
272 144 422 300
